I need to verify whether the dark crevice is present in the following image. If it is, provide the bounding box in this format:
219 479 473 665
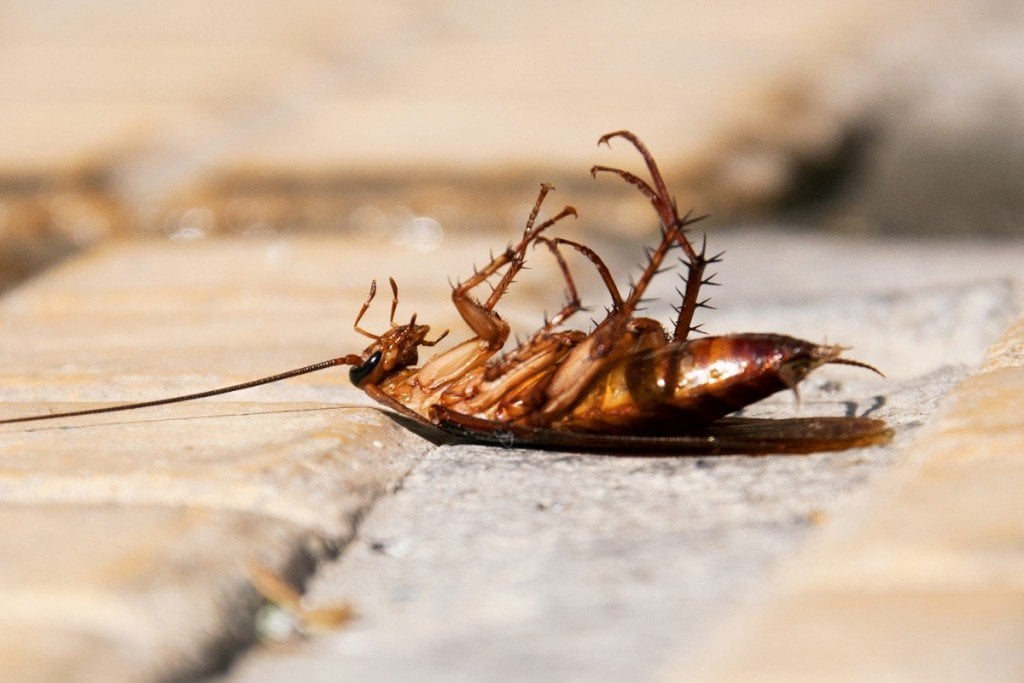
188 426 441 681
774 123 877 215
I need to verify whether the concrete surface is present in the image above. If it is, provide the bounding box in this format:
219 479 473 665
1 229 1018 681
685 313 1024 682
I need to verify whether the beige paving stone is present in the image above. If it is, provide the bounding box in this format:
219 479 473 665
0 1 893 176
0 505 306 683
681 316 1024 682
0 2 376 172
0 238 447 680
1 0 921 244
0 403 422 530
0 236 521 398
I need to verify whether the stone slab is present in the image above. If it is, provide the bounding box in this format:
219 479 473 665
0 505 302 683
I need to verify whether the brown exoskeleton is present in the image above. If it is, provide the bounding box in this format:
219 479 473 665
0 132 890 454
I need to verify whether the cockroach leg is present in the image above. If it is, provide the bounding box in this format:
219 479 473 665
541 236 625 311
531 236 585 332
590 164 663 217
387 277 400 324
481 197 578 312
422 327 450 347
353 280 382 340
590 132 720 341
451 185 576 349
595 130 680 237
598 131 672 205
670 216 720 342
483 183 552 308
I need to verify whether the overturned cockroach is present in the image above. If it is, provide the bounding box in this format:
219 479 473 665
0 131 890 454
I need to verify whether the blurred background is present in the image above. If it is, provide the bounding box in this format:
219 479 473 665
1 0 1022 292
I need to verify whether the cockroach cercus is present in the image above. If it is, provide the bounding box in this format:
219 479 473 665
0 131 890 454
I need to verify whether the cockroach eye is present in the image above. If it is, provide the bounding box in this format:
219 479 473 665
349 351 383 386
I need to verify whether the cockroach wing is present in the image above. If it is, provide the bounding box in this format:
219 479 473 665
431 406 892 455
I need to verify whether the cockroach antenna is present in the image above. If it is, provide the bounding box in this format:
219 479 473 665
0 355 363 426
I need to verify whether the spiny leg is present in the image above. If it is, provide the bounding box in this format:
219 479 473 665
598 131 673 213
594 131 682 240
592 131 719 341
540 236 624 311
454 184 557 306
532 236 587 332
482 188 578 311
672 226 723 341
451 184 576 348
479 236 588 379
590 165 670 228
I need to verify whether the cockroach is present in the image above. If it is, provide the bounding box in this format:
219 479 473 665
0 131 890 454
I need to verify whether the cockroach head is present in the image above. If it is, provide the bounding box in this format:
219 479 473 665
348 320 435 387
